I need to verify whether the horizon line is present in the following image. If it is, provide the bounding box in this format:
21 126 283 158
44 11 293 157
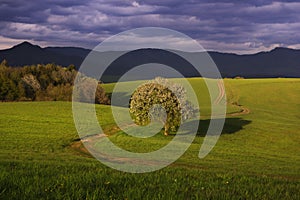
1 40 299 56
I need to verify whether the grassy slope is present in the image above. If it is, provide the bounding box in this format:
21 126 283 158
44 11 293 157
103 78 241 115
0 78 299 199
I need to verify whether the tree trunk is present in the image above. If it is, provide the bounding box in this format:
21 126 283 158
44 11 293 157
164 124 169 136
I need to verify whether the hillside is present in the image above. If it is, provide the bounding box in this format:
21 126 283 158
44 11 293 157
0 78 299 199
0 42 300 79
0 42 89 67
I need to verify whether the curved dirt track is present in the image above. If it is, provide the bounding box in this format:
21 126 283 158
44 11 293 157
71 103 250 163
214 79 226 105
71 80 250 158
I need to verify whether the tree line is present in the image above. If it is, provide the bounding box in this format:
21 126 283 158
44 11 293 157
0 60 110 104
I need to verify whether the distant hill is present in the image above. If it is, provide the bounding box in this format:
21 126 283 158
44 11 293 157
208 47 300 78
1 41 300 79
0 41 90 67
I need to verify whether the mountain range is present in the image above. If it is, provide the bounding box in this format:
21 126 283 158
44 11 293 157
1 41 300 80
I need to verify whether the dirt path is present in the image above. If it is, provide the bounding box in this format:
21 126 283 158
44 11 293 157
227 105 250 116
214 79 250 117
214 79 226 105
71 81 250 158
71 108 250 159
72 131 170 166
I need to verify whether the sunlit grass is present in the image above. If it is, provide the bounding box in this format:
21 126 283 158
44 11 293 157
0 78 299 199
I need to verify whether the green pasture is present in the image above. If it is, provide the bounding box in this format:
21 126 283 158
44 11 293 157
0 78 299 199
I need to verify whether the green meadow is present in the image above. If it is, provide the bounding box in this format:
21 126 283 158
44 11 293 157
0 78 299 199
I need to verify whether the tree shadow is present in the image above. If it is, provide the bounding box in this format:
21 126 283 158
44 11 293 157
105 92 251 137
181 118 251 137
107 92 132 107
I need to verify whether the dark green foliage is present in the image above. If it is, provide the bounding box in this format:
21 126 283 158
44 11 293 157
0 61 109 104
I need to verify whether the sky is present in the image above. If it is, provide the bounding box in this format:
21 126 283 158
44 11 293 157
0 0 299 54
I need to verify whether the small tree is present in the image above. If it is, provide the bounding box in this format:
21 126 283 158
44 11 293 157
73 74 110 105
129 77 196 136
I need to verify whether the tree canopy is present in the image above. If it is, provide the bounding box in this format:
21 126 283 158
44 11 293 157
129 77 196 135
0 60 109 104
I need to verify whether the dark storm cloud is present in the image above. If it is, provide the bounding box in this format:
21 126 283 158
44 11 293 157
0 0 299 53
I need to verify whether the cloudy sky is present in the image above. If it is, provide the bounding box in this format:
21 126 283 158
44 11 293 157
0 0 299 53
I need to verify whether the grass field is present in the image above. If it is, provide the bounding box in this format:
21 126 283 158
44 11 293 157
0 78 299 199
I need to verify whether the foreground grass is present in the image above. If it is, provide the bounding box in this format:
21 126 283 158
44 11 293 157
0 78 299 199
